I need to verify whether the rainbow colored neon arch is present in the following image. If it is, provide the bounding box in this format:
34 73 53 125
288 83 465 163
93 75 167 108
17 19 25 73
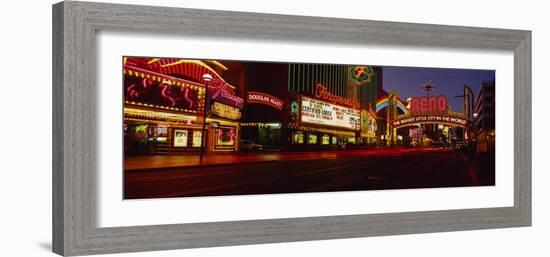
376 96 408 114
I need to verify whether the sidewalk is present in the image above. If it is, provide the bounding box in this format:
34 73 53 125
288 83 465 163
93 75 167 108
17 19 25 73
124 147 451 171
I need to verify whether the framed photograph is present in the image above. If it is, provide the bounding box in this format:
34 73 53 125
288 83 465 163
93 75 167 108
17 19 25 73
173 130 188 147
53 1 531 256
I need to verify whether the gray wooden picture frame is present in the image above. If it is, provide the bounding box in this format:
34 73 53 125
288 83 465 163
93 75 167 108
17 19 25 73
52 1 531 256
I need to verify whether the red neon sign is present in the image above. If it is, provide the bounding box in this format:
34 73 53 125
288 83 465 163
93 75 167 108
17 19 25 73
247 91 284 110
409 96 448 114
314 83 360 109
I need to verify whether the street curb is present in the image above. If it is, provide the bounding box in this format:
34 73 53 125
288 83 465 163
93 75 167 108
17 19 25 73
124 159 280 173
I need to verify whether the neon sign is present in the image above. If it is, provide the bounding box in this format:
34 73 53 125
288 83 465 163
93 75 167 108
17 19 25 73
361 109 377 134
127 78 151 98
209 80 244 109
391 114 467 128
247 91 284 110
160 81 195 108
349 66 373 86
211 102 242 120
376 96 408 114
314 83 360 109
409 96 448 114
125 77 199 111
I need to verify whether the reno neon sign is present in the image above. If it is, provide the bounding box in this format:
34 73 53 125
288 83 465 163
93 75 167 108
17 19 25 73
409 96 448 114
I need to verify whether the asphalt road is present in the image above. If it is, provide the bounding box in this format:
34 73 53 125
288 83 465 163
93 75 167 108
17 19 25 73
124 149 494 199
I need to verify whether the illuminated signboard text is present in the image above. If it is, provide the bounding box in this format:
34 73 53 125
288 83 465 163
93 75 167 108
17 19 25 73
409 96 448 114
314 84 361 109
247 91 284 110
209 80 244 109
391 114 467 128
211 102 242 120
300 96 360 130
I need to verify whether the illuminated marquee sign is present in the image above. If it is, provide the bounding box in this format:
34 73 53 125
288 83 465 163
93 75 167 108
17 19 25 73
247 91 284 110
409 95 448 114
361 109 377 135
211 102 242 120
391 114 467 128
300 96 360 130
314 83 361 109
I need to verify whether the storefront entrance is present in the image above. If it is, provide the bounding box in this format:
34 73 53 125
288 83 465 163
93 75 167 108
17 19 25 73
240 123 282 151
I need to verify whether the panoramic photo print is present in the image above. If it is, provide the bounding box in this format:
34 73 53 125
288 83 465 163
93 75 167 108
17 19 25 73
122 57 496 199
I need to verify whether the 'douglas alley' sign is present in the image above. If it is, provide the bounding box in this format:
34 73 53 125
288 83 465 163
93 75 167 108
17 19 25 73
247 91 284 110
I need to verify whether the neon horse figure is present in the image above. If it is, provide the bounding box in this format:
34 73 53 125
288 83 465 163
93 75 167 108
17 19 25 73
160 81 197 110
160 81 177 107
182 87 196 110
126 78 152 99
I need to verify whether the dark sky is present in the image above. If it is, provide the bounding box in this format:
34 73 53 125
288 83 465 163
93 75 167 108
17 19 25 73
381 66 495 112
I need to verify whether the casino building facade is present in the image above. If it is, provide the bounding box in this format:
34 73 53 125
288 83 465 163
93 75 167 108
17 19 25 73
241 63 382 151
123 57 245 155
123 58 382 155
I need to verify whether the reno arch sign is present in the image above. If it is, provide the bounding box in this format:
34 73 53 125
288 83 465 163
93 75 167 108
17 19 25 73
409 95 448 114
391 114 467 129
391 95 468 129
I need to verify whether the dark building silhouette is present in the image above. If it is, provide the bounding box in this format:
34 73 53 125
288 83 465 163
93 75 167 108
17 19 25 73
474 81 496 152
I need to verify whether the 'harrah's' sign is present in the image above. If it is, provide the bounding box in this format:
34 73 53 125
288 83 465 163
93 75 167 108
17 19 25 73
314 84 360 109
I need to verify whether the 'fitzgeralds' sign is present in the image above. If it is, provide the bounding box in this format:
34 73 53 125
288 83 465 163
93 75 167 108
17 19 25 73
314 84 361 109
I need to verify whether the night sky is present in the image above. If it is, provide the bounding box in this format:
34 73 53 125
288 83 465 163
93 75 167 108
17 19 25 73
381 66 495 112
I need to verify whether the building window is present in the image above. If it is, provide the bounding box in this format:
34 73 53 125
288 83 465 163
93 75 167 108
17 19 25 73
308 134 318 144
321 134 330 145
293 131 304 144
215 127 236 149
151 125 168 143
173 129 188 147
192 130 202 147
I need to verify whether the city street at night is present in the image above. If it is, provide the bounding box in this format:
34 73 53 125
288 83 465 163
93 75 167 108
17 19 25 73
124 148 494 199
122 57 496 199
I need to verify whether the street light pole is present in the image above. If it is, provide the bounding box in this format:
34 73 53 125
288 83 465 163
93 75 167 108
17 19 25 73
455 84 476 145
464 85 475 120
464 85 475 148
199 74 213 164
